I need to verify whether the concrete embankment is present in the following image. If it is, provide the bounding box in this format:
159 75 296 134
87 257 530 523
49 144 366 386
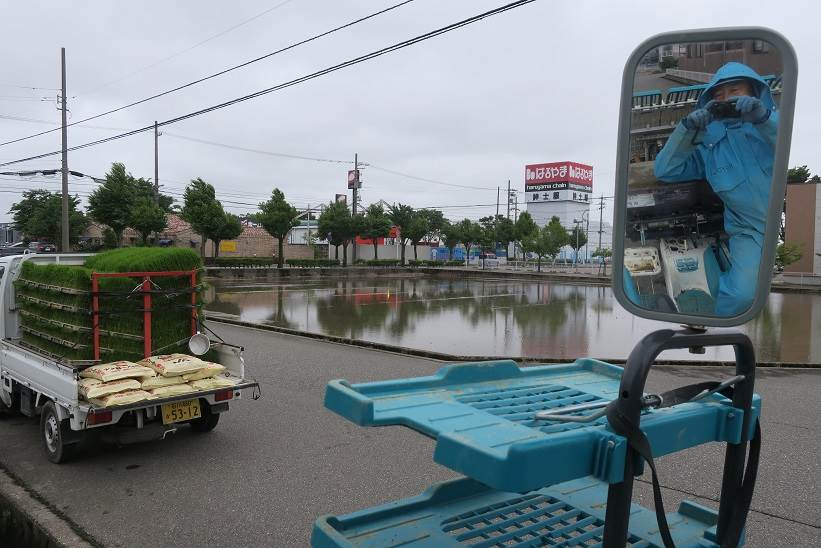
203 265 821 293
204 265 611 285
0 465 96 547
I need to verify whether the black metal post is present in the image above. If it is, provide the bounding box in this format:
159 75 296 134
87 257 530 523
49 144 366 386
602 327 757 547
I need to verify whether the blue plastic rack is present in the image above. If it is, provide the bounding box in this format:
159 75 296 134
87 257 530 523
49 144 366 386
324 359 760 493
313 475 725 548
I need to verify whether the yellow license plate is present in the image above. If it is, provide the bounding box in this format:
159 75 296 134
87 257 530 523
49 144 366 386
161 399 201 425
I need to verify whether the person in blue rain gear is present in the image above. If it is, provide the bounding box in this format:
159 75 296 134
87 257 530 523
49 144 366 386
654 62 778 316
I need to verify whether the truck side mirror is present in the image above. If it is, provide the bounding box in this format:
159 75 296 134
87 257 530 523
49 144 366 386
612 28 798 326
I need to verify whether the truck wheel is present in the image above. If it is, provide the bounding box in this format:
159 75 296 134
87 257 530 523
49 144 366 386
190 402 220 433
41 401 76 463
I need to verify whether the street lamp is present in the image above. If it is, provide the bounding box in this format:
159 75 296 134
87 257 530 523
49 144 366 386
572 210 590 270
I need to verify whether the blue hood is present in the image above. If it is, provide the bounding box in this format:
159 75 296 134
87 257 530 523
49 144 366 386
696 62 775 110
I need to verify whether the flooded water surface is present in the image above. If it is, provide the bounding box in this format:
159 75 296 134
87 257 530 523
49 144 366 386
204 276 821 363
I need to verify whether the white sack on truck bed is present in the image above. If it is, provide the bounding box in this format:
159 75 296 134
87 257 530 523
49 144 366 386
79 378 142 400
140 375 187 390
182 362 225 381
139 354 205 377
149 384 196 398
80 361 156 382
89 389 152 407
188 377 237 391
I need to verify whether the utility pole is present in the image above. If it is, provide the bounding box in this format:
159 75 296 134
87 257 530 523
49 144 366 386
154 121 160 204
506 180 511 220
60 47 69 253
307 203 312 257
598 195 606 276
352 153 358 263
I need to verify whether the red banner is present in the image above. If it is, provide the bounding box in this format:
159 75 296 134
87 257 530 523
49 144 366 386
524 162 593 188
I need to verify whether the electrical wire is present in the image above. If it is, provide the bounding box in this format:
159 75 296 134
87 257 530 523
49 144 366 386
0 0 539 168
76 0 299 97
0 0 416 149
163 133 352 164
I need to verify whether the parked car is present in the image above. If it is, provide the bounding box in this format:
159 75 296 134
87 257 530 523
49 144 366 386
28 241 56 253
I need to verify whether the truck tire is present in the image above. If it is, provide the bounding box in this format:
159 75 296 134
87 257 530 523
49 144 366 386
40 401 77 463
190 401 219 433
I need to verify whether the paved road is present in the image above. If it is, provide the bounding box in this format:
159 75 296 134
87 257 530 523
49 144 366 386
0 323 818 547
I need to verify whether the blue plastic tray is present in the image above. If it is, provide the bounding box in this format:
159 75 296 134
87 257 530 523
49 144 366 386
325 359 760 493
313 475 727 547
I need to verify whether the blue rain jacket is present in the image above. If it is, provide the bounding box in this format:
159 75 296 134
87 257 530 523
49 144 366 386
653 62 778 316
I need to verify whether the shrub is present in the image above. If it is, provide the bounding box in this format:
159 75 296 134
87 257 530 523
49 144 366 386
212 257 276 267
285 259 340 268
444 260 465 266
408 260 446 267
365 259 400 267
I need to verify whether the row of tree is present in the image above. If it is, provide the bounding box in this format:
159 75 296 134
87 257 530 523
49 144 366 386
317 200 591 270
9 163 304 268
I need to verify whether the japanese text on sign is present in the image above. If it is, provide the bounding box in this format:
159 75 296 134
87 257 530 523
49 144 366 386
524 161 593 188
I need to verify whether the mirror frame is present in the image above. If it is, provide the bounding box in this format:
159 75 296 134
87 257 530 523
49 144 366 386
613 27 798 327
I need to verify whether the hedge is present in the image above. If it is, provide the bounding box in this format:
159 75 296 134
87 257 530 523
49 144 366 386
364 259 401 267
408 260 446 267
285 259 340 267
212 257 276 267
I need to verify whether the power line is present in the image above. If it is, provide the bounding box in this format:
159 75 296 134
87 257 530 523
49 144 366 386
0 0 416 149
366 163 496 190
76 0 299 97
163 133 352 164
0 0 539 168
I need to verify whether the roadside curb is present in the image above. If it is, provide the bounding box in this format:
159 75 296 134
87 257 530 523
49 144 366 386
0 464 98 548
205 313 821 368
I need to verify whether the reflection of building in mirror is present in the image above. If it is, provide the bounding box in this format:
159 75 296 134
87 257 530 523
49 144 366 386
624 40 782 317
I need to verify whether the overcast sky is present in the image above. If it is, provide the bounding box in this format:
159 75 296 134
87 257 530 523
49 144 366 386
0 0 817 225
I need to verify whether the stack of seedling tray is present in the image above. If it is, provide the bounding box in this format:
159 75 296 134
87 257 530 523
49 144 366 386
15 248 203 364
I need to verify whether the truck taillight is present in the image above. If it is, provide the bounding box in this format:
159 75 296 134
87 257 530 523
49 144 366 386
88 410 112 425
215 389 233 402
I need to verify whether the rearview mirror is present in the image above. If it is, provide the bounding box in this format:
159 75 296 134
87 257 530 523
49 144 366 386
613 28 797 326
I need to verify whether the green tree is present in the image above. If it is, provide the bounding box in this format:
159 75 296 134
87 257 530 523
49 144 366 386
87 163 135 246
129 196 167 245
212 213 243 258
496 217 516 250
181 178 225 258
522 216 568 272
133 178 174 212
258 188 300 268
9 190 87 247
387 203 415 265
442 221 461 260
416 208 446 249
775 242 802 269
404 213 430 261
318 200 354 265
514 211 539 261
568 225 588 264
456 219 482 265
362 204 392 260
787 165 811 184
659 56 678 70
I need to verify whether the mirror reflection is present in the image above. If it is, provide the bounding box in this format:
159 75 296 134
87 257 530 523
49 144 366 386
624 39 783 317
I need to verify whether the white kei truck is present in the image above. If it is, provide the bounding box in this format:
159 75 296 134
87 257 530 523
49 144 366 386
0 253 258 463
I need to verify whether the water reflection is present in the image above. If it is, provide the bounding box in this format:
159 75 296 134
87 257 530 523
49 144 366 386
203 277 821 363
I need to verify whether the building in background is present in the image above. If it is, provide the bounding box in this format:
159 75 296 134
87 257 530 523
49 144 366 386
0 223 23 246
784 181 821 277
524 161 594 261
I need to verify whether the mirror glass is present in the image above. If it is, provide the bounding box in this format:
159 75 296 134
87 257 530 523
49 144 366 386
623 39 784 318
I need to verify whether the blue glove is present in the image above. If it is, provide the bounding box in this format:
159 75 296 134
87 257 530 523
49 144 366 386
682 100 714 130
732 96 769 123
